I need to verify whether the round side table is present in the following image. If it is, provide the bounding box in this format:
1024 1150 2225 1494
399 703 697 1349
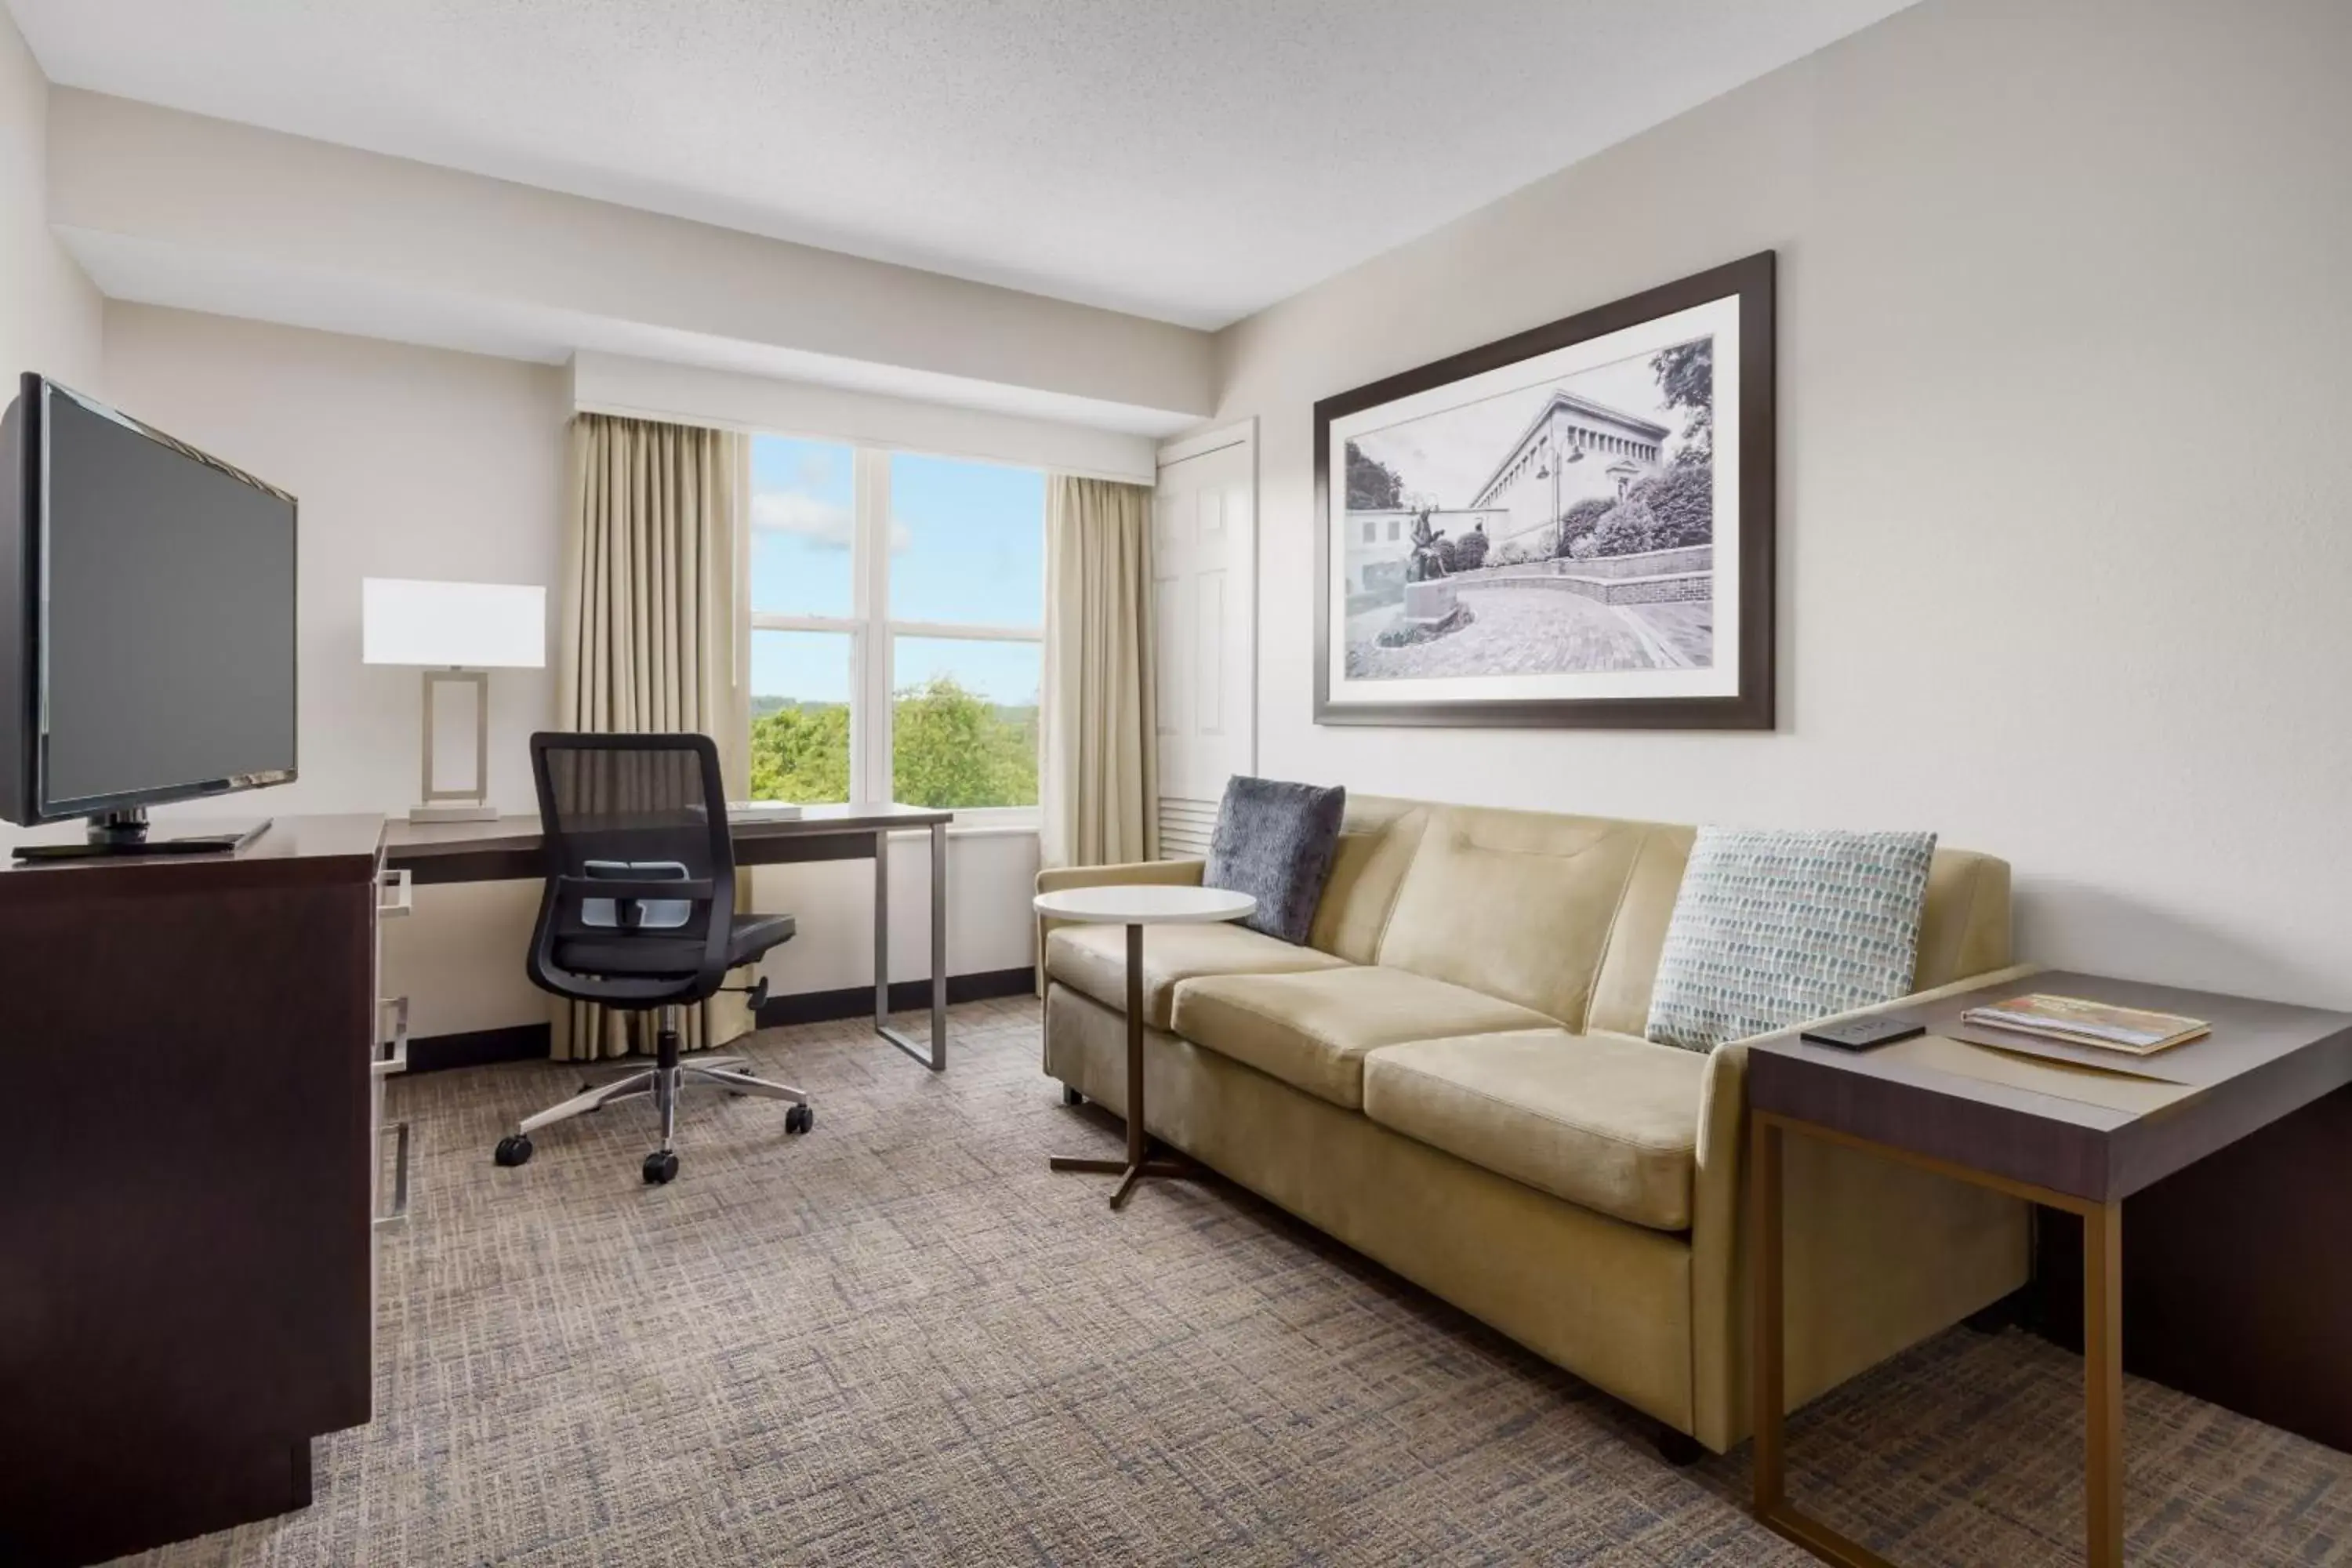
1033 883 1256 1209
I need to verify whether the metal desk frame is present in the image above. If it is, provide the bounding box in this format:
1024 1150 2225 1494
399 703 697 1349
383 803 952 1071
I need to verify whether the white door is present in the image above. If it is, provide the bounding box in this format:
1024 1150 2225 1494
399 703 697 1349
1152 423 1256 857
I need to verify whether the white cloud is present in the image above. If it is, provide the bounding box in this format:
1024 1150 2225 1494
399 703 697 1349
752 491 855 548
750 490 909 553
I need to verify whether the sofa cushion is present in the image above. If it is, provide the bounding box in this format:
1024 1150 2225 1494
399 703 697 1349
1646 826 1937 1052
1170 966 1556 1110
1044 922 1347 1030
1363 1030 1708 1231
1203 775 1348 945
1374 805 1653 1030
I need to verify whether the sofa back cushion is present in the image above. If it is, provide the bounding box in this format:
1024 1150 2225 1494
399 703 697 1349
1374 805 1652 1029
1298 792 2014 1036
1307 795 1429 964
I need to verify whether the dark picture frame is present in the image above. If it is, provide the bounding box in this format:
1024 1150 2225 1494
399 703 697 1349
1312 251 1775 729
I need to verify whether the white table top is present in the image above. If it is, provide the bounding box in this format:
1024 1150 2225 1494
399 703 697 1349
1033 884 1257 925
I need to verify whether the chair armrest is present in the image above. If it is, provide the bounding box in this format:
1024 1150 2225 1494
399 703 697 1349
1035 858 1205 895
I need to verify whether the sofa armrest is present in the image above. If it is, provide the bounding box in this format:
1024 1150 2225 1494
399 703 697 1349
1686 960 2042 1451
1034 858 1207 993
1036 858 1205 896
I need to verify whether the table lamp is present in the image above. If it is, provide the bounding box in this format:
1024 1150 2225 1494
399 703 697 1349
362 577 547 822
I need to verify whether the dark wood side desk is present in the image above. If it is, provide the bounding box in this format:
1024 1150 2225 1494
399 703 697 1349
0 816 394 1568
1748 968 2352 1568
382 803 956 1070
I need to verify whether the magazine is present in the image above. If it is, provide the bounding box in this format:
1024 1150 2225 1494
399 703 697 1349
1959 993 2208 1055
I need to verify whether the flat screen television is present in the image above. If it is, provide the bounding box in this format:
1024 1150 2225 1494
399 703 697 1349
1 372 298 858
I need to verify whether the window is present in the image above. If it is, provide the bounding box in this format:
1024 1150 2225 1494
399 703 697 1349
1362 520 1376 544
746 438 1044 819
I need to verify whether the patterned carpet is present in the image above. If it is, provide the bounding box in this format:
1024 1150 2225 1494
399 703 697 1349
115 997 2351 1566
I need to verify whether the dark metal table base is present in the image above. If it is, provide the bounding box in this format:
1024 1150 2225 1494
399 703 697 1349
1051 921 1205 1208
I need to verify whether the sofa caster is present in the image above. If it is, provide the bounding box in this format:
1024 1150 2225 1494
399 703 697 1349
1062 1084 1084 1107
1652 1425 1706 1467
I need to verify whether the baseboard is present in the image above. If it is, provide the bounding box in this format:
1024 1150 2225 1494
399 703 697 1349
410 968 1034 1070
406 1022 551 1074
757 966 1035 1028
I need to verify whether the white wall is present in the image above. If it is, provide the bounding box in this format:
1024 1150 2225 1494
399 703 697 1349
2 8 100 392
100 303 1037 1036
48 89 1213 434
1214 0 2352 1007
571 352 1158 485
102 303 568 1036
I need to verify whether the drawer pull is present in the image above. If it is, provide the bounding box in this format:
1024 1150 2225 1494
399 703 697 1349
376 1120 411 1229
377 867 413 918
373 996 410 1077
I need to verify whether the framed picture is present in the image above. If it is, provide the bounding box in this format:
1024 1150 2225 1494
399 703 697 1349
1313 251 1774 728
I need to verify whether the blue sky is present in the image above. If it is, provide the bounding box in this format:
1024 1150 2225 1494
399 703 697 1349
749 437 1044 706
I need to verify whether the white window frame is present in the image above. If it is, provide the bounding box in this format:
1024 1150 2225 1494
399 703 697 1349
747 444 1044 828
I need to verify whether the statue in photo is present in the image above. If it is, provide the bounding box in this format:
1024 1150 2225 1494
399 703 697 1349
1405 509 1450 583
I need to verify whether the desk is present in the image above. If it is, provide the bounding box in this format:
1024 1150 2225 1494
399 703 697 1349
1747 968 2352 1568
383 803 955 1071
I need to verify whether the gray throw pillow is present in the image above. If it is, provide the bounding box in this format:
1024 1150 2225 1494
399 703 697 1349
1203 776 1347 946
1646 826 1937 1053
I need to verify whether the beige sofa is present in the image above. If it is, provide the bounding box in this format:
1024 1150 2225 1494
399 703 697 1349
1038 796 2031 1455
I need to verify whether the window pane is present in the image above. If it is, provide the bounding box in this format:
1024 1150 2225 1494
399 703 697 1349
887 452 1044 626
750 436 855 618
891 636 1040 809
750 629 851 804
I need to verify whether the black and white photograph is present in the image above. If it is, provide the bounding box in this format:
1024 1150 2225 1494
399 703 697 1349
1315 253 1774 728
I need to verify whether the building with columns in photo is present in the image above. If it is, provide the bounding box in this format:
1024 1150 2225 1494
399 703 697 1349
1468 390 1670 557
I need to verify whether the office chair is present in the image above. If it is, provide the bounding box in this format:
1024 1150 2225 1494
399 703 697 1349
492 731 811 1185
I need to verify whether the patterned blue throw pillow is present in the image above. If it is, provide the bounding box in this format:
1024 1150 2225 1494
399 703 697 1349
1203 776 1347 946
1646 827 1937 1053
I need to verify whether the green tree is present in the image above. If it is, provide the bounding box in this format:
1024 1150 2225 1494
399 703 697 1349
749 701 851 803
1345 442 1404 510
1650 339 1714 465
891 676 1039 808
749 677 1040 809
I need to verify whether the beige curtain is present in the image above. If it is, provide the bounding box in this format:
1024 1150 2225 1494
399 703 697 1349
1040 475 1159 870
553 412 754 1062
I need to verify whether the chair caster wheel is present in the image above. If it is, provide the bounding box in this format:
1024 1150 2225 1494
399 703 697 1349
494 1134 533 1167
643 1150 680 1185
1062 1084 1084 1107
786 1103 815 1134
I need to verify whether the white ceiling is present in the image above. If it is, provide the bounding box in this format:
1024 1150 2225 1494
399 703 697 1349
13 0 1916 331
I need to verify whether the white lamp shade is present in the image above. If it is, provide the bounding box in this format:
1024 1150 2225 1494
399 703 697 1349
363 578 547 668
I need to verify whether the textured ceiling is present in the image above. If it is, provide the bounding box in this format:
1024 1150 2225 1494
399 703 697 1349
11 0 1915 328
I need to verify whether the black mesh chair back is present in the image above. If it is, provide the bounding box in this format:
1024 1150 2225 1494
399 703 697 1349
526 731 739 1007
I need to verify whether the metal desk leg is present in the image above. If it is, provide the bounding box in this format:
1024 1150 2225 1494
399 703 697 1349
927 820 948 1069
875 822 949 1072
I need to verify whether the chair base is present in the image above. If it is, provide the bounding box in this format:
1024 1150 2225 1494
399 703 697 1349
494 1007 811 1181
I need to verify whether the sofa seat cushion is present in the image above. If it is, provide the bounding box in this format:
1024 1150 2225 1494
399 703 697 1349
1170 966 1557 1111
1363 1030 1708 1231
1044 922 1348 1030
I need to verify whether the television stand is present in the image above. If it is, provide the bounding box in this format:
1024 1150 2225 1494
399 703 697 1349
11 809 272 862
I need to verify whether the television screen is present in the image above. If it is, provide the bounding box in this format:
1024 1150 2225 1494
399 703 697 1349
5 378 297 822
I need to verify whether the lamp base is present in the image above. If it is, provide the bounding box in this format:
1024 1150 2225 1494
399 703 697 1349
408 803 499 824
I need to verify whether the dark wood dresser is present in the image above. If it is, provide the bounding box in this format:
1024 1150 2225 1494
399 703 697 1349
0 815 398 1566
